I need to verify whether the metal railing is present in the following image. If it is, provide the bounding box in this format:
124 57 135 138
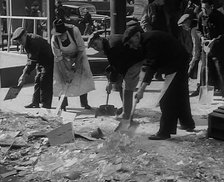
0 15 49 52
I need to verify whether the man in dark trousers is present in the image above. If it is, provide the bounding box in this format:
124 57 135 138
11 27 54 109
83 9 93 35
88 29 145 119
122 26 195 140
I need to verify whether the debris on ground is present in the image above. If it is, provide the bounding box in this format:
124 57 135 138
0 108 224 182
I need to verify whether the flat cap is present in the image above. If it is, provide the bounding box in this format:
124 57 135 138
122 25 142 44
11 27 26 40
87 32 100 48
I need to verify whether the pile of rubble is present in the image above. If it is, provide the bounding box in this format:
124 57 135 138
0 109 224 182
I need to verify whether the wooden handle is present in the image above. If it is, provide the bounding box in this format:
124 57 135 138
55 84 69 116
129 98 138 122
106 92 109 105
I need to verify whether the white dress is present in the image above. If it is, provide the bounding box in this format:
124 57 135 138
51 25 95 97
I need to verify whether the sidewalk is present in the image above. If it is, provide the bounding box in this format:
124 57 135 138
1 77 223 130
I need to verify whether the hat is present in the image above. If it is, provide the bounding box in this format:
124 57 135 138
87 32 100 48
122 26 142 44
11 27 26 41
51 19 66 35
178 14 192 26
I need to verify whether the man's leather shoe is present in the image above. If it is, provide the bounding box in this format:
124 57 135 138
155 76 164 81
82 104 92 110
148 133 171 140
190 89 199 97
61 106 66 111
116 107 123 116
41 105 51 109
24 103 39 108
178 125 195 132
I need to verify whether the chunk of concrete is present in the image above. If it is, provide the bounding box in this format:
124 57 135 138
46 122 74 146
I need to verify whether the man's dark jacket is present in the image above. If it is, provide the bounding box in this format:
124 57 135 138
141 31 190 83
103 34 144 82
197 9 224 39
24 34 54 74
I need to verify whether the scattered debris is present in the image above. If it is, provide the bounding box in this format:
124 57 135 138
46 122 74 146
64 171 82 180
1 170 17 178
90 127 105 139
0 107 224 182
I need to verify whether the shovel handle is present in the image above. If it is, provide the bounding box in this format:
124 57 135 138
55 84 70 115
129 98 139 122
106 92 109 105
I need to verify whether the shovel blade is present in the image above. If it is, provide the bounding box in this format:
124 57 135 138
114 120 140 137
128 120 140 129
4 86 22 100
95 105 117 117
199 86 214 105
114 119 130 132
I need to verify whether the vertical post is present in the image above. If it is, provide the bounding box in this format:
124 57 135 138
7 0 12 52
110 0 126 35
47 0 55 43
34 19 37 35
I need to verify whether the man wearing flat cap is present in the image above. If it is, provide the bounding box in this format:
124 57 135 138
88 28 145 120
178 13 201 96
12 27 54 109
123 26 195 140
191 0 224 97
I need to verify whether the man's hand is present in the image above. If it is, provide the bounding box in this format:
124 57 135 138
201 36 208 45
106 82 112 94
135 82 148 102
135 88 144 102
17 74 27 87
71 63 76 72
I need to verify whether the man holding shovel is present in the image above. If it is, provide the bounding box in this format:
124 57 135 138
191 0 224 97
88 29 145 119
122 26 195 140
11 27 54 109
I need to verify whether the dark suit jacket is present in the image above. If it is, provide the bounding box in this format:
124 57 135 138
141 31 190 83
103 34 144 82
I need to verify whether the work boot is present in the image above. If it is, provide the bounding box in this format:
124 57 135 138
155 73 164 81
148 132 171 140
178 125 195 132
80 94 92 109
116 107 123 116
81 104 92 110
190 85 200 97
41 104 51 109
60 97 68 111
24 103 39 108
